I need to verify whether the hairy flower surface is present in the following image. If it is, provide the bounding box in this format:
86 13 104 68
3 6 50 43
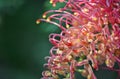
37 0 120 79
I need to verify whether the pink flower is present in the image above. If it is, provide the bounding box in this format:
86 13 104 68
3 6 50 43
37 0 120 79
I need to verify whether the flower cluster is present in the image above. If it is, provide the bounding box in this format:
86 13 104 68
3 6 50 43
37 0 120 79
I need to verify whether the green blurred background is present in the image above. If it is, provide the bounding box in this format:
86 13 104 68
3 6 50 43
0 0 117 79
0 0 56 79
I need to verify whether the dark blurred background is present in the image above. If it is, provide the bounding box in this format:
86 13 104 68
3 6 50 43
0 0 117 79
0 0 59 79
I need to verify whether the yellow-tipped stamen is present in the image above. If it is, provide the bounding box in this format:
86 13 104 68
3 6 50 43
42 14 46 18
92 17 97 21
50 0 53 4
45 71 52 76
47 17 51 22
74 12 79 16
67 55 72 61
36 19 41 24
82 8 89 13
66 24 70 28
57 49 63 54
87 74 92 79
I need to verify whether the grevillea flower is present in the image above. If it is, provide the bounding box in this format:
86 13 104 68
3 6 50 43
37 0 120 79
